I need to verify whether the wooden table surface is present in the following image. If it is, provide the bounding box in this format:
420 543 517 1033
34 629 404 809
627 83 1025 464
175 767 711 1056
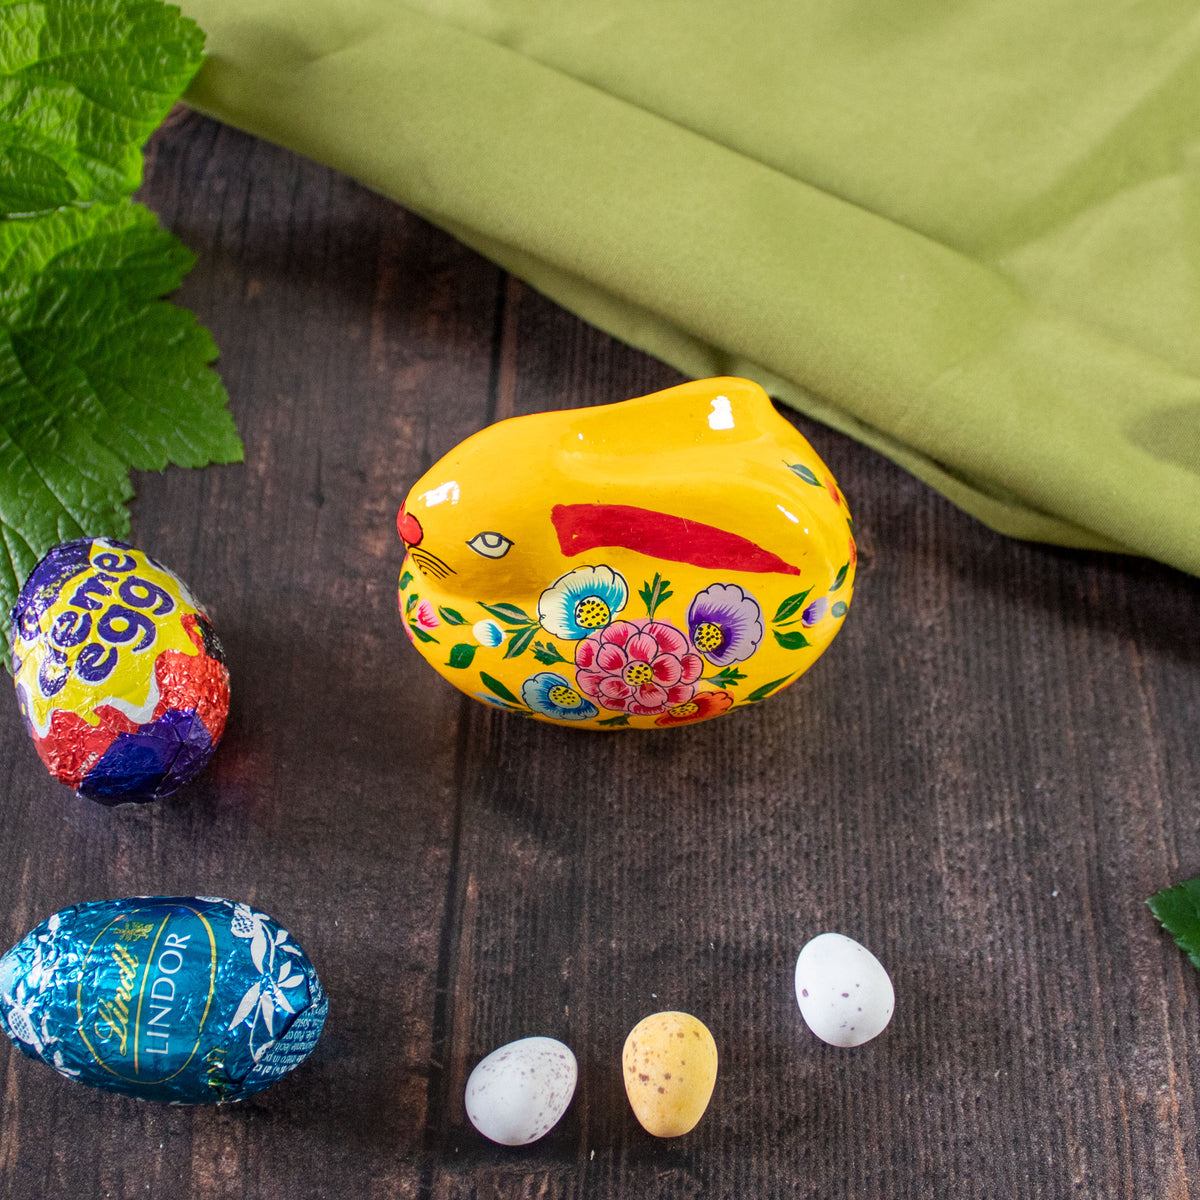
1 109 1198 1200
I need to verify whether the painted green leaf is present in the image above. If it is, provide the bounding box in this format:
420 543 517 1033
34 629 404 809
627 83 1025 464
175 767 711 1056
746 675 794 703
830 563 850 592
447 643 476 669
479 672 521 706
1148 879 1200 972
481 601 533 625
639 573 673 619
773 629 811 650
405 592 420 615
787 462 820 486
705 666 748 688
831 600 848 618
773 589 813 625
597 714 631 727
532 640 567 666
504 624 539 659
438 606 467 625
398 570 413 590
409 624 437 643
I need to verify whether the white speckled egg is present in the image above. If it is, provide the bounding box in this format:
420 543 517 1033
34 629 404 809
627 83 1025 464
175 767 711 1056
794 932 894 1047
464 1036 577 1145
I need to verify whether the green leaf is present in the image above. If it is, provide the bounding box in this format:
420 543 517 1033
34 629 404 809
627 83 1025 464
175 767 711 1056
745 674 794 703
480 601 533 625
830 563 850 592
0 0 206 217
638 573 673 619
479 672 521 706
405 592 419 615
1148 879 1200 972
503 624 538 659
0 0 242 660
705 666 748 688
438 605 467 625
532 640 567 666
409 623 437 644
786 462 820 486
831 600 848 618
0 202 241 650
773 629 811 650
597 714 630 727
446 643 476 669
398 570 413 590
772 588 812 625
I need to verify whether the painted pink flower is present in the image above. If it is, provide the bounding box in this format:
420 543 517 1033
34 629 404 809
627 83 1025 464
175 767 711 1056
575 618 703 716
414 599 440 632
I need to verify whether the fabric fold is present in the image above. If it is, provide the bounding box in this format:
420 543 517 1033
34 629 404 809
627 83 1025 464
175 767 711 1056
179 0 1200 574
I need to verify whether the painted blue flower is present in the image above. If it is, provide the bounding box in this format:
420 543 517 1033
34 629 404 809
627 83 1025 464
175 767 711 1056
472 619 505 648
686 583 764 666
537 565 628 640
520 672 599 721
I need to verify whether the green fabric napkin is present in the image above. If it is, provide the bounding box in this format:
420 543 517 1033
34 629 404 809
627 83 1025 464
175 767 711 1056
178 0 1200 576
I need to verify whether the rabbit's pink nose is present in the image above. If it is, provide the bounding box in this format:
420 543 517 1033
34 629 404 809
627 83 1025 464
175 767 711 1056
397 505 423 547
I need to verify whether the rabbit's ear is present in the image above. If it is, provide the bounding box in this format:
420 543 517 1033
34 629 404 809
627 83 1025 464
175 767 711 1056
554 376 775 460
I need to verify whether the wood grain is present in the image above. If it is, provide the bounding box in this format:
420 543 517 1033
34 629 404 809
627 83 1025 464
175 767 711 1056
0 110 1197 1199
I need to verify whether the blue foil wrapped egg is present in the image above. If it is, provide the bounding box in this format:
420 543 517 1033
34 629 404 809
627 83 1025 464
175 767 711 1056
0 897 327 1103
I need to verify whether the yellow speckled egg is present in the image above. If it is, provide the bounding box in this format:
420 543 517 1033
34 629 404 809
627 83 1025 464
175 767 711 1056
622 1011 718 1137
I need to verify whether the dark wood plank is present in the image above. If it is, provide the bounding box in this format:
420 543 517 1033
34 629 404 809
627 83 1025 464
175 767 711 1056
0 109 1197 1200
0 111 505 1200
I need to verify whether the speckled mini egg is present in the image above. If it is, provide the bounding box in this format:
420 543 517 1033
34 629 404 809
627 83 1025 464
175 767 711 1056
794 932 895 1047
622 1011 718 1137
10 538 229 804
464 1036 577 1145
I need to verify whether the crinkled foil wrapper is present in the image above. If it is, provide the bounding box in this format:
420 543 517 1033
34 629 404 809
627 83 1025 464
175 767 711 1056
11 538 230 804
0 897 327 1103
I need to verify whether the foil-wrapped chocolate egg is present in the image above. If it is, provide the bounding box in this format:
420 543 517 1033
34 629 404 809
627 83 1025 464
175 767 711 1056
0 897 327 1103
10 537 230 804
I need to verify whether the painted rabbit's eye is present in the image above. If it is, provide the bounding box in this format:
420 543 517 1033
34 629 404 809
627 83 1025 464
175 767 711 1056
467 531 514 559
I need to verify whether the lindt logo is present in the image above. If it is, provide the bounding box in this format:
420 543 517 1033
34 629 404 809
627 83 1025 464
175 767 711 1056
79 907 216 1081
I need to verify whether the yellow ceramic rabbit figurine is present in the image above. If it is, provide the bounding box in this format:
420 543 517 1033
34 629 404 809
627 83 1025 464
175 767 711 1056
396 377 856 728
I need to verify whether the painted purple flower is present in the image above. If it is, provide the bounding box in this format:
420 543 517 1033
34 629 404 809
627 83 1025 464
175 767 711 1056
686 583 764 666
801 597 828 626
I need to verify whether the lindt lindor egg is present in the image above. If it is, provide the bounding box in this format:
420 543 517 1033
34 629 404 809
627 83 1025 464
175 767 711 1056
622 1011 718 1137
464 1036 577 1145
794 932 895 1047
396 376 856 729
0 897 327 1103
10 537 230 803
